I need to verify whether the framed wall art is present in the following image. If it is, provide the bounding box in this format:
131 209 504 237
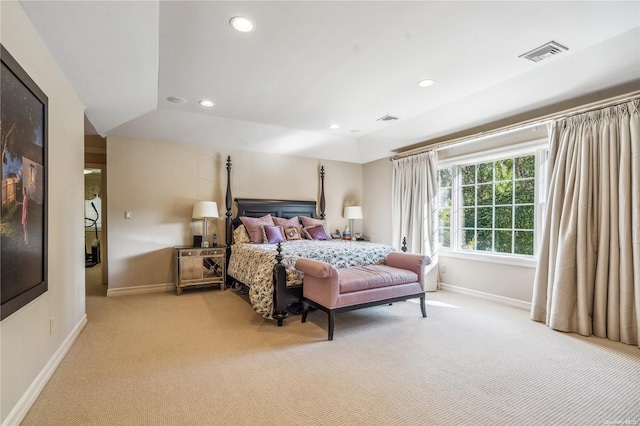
1 44 48 321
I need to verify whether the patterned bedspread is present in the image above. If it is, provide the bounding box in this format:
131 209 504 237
227 240 394 319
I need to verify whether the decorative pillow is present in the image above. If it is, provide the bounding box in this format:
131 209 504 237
262 225 286 244
233 224 251 244
283 226 302 241
240 214 275 244
304 225 328 240
300 216 330 239
273 216 303 236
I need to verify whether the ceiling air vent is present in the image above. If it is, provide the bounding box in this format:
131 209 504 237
519 41 568 62
377 114 399 122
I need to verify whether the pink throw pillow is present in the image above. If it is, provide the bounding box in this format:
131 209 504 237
273 216 303 237
240 214 275 244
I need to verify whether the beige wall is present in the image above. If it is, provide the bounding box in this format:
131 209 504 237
438 256 535 302
363 158 393 246
106 136 363 291
1 1 86 423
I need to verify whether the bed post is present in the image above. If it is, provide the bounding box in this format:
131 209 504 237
272 242 288 326
225 155 233 285
319 165 326 219
271 166 325 326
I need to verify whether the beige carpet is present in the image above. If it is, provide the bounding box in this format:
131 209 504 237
84 264 106 297
21 285 640 426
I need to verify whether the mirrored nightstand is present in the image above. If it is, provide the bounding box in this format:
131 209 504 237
174 246 226 295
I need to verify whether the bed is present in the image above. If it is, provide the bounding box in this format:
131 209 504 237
223 156 396 325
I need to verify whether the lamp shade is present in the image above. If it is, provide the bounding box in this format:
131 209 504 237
192 201 219 219
343 206 363 220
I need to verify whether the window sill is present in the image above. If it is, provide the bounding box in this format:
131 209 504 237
439 249 537 268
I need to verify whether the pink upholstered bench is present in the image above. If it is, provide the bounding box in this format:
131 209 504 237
295 252 431 340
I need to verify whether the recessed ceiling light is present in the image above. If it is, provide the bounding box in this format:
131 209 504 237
329 124 340 129
199 100 214 107
417 79 435 88
167 96 187 104
230 16 254 32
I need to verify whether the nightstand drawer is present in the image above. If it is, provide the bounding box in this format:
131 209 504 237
177 247 225 257
180 257 203 280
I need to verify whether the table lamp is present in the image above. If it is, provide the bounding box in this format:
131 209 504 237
192 201 219 247
343 206 363 240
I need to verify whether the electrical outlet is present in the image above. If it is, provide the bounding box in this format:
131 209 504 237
440 265 447 274
49 317 54 334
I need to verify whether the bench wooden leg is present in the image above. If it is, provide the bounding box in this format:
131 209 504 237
420 295 427 317
328 311 335 341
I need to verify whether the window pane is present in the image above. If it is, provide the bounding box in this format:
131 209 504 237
495 230 513 253
438 168 452 187
462 207 475 228
439 209 450 227
439 228 450 248
515 155 535 179
462 186 475 206
514 231 534 255
495 181 513 205
439 188 452 208
477 183 493 206
494 158 513 181
495 206 513 229
477 207 493 229
476 230 493 251
436 168 452 250
462 229 476 250
515 179 535 204
461 165 476 185
515 205 534 229
477 162 493 183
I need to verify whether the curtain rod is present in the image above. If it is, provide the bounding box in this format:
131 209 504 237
391 90 640 161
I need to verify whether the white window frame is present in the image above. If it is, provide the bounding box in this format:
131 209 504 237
436 139 548 268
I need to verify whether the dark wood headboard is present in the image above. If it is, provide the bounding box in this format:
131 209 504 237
231 198 318 228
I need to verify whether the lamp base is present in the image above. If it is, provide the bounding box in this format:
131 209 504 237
202 218 209 248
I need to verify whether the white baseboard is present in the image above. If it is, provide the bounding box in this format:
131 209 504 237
2 315 88 426
107 282 174 297
439 282 531 311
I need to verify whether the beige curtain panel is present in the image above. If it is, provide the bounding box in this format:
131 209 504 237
532 99 640 347
391 151 437 256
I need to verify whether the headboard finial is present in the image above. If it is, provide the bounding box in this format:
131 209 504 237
319 165 326 219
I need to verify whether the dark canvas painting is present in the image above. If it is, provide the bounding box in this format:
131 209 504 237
1 44 48 321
